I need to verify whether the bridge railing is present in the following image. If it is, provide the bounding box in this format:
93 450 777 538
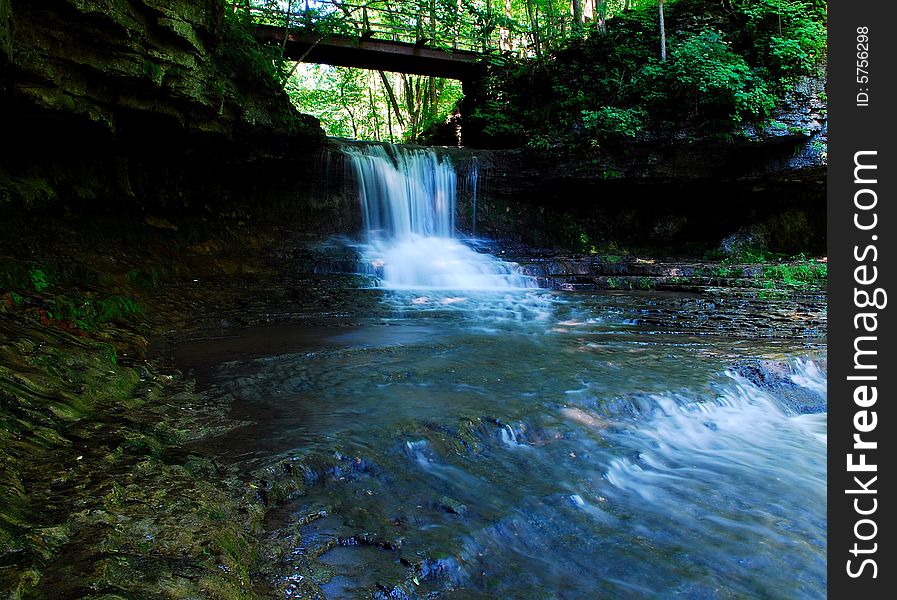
239 0 493 53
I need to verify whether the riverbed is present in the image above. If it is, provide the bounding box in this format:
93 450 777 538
174 285 826 599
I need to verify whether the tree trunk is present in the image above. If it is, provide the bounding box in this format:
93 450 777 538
659 0 667 61
368 87 381 141
281 0 293 53
402 74 421 141
545 0 556 47
386 93 394 142
572 0 583 25
428 76 437 115
340 86 358 138
429 0 436 41
379 70 406 128
500 0 512 52
525 0 542 60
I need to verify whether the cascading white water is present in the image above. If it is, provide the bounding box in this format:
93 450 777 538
345 144 534 290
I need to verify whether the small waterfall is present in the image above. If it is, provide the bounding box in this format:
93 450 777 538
344 144 533 291
467 157 479 237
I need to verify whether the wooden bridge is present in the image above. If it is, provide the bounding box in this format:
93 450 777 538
254 25 483 80
246 0 489 81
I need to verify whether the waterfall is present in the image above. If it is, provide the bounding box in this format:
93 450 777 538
344 144 533 291
467 157 479 237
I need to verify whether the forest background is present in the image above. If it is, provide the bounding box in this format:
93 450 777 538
235 0 826 146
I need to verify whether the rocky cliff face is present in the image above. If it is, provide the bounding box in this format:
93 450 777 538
0 0 11 66
0 0 359 232
454 75 827 254
2 0 313 135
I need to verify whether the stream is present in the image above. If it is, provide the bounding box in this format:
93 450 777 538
174 145 826 599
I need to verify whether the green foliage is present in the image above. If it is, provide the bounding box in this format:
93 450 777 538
665 29 776 122
1 263 54 293
735 0 826 80
29 269 51 292
219 8 290 92
48 295 142 332
761 262 826 286
710 265 745 278
475 98 526 143
127 269 161 289
103 343 118 366
141 60 163 84
470 0 826 147
1 263 100 294
0 260 145 332
232 0 824 145
526 133 556 150
707 247 778 263
287 64 462 143
551 213 595 253
582 106 646 139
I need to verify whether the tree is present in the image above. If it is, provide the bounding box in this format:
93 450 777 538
658 0 666 61
596 0 607 33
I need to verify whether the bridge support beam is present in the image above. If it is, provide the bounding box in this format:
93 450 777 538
255 25 484 81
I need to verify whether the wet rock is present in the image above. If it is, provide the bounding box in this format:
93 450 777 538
560 407 608 431
0 0 10 65
373 583 413 600
3 0 322 139
651 216 688 241
732 360 827 414
437 496 468 517
0 311 269 598
718 225 769 258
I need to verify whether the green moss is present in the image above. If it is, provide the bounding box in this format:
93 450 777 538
711 265 745 278
29 268 51 292
47 294 142 332
765 209 817 254
1 261 103 296
606 277 619 289
141 59 164 84
761 262 827 287
0 0 11 61
4 568 41 600
127 269 161 288
218 9 289 95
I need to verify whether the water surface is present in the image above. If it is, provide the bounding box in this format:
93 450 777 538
179 144 825 598
183 289 826 599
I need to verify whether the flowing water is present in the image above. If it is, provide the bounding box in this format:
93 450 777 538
345 145 534 291
182 145 826 598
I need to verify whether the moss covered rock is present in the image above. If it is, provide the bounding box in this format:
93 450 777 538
2 0 320 137
0 0 11 65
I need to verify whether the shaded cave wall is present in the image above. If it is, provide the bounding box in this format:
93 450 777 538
0 0 359 236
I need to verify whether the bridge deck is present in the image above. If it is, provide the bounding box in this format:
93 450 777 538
254 25 483 81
